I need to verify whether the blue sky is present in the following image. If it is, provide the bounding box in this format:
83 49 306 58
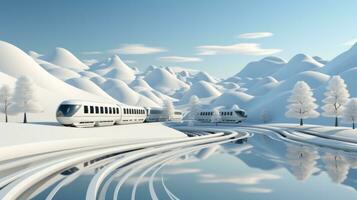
0 0 357 77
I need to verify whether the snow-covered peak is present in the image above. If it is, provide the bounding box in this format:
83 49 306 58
261 56 287 64
130 77 153 89
321 42 357 75
272 54 324 80
190 71 217 83
312 56 328 65
91 54 136 83
235 56 286 78
28 51 42 59
287 54 323 67
144 67 189 95
42 47 89 71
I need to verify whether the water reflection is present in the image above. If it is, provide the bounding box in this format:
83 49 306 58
163 133 357 199
322 152 350 183
285 144 318 181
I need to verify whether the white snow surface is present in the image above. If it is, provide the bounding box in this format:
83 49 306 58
144 67 189 95
236 56 286 78
42 47 89 71
92 55 136 83
181 81 221 103
321 43 357 75
0 122 186 160
101 79 158 107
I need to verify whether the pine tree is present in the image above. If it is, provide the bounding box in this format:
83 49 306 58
342 98 357 129
285 81 319 126
322 76 350 127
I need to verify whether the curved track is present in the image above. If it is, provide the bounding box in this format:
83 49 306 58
0 127 249 200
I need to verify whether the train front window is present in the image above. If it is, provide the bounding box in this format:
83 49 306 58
56 104 81 117
235 110 247 117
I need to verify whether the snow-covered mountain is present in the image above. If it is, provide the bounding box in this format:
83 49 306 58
321 43 357 75
41 47 89 71
272 54 324 80
91 55 136 83
1 40 356 125
236 56 286 78
144 67 189 95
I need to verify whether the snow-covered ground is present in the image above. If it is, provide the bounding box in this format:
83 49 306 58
0 122 186 161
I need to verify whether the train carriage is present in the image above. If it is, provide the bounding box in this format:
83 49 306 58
195 106 247 123
56 100 146 127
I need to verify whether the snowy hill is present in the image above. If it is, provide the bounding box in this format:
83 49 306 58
41 47 89 71
181 80 221 103
236 56 286 78
272 54 324 80
65 77 116 101
189 71 218 83
144 67 189 95
0 41 114 122
321 42 357 75
101 79 158 107
92 55 136 83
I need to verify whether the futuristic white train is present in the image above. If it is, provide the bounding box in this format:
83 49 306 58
144 107 183 122
195 106 247 123
56 100 147 127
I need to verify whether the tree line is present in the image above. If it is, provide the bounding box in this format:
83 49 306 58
285 75 357 129
0 76 42 123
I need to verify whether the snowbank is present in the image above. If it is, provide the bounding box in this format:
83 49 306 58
0 122 186 161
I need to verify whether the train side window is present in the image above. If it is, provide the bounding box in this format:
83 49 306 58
109 107 112 114
124 108 126 114
100 106 104 114
95 106 99 114
105 107 108 114
90 106 94 114
84 106 88 114
112 108 115 114
117 108 119 114
113 107 116 114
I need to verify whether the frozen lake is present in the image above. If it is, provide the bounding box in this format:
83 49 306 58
29 127 357 200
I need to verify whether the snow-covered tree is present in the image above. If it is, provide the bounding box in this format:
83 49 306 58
342 98 357 129
322 76 350 127
211 108 221 125
188 95 200 120
0 84 12 122
10 76 43 123
163 99 175 121
285 81 319 126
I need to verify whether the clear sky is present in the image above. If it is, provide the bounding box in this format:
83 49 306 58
0 0 357 77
